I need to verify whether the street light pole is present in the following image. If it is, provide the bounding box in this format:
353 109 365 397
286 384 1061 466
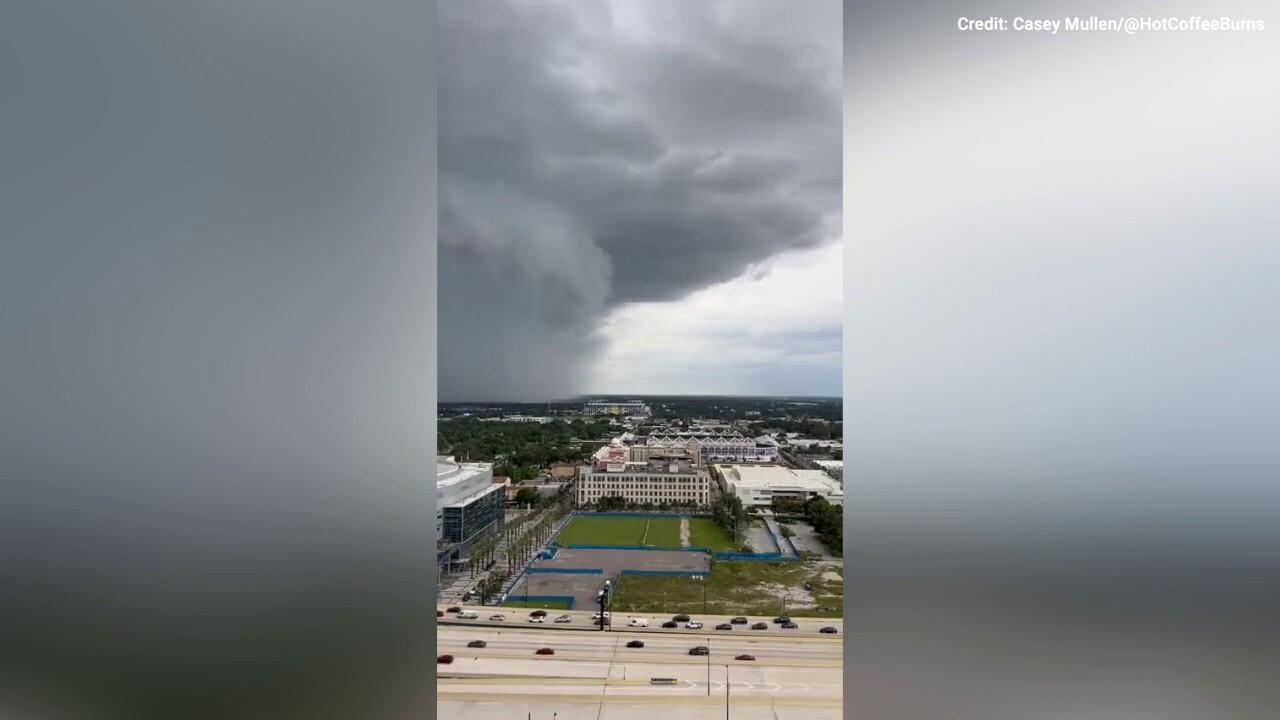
706 639 711 696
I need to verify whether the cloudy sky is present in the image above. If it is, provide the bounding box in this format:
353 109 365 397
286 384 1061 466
438 0 843 401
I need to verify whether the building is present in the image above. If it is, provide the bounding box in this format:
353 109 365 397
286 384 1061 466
715 464 844 508
647 429 778 464
577 458 712 508
813 460 843 482
548 462 579 481
583 399 651 417
436 456 505 571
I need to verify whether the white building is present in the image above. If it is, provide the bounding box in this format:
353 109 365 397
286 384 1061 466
577 459 711 508
435 456 503 545
715 464 844 507
813 459 843 482
646 430 778 464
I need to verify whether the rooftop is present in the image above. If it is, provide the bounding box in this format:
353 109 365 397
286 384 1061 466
716 464 843 493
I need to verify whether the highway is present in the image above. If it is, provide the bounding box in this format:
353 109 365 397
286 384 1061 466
437 604 843 636
437 624 843 720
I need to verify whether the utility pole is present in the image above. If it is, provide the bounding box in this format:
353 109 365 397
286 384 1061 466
725 665 730 720
706 639 711 696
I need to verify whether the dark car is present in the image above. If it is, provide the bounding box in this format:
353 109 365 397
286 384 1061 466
715 623 733 631
673 614 691 622
661 621 678 629
820 626 838 634
446 606 462 613
436 655 454 664
751 622 768 630
735 654 755 661
730 616 749 624
467 640 487 648
535 648 555 655
436 610 444 617
626 640 645 648
772 616 790 624
688 646 710 656
781 622 799 630
530 610 547 618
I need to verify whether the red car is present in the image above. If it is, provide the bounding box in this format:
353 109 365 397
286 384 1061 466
437 655 454 664
735 654 755 661
535 648 555 656
436 610 443 617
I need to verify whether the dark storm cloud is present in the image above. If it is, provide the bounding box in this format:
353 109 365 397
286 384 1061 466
438 0 841 401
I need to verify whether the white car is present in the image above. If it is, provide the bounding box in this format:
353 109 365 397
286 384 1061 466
488 614 505 621
591 611 611 620
628 618 649 628
554 614 573 623
528 616 545 624
685 621 703 630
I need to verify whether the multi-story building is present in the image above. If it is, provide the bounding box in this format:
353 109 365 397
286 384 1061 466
436 456 505 572
577 458 712 508
647 429 778 464
715 464 844 508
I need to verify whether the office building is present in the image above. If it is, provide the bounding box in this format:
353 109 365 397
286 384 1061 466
577 458 712 507
715 464 844 507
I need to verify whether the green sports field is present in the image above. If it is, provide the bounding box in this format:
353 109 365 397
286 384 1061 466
555 515 683 547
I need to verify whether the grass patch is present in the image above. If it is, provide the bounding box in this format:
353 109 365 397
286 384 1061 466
609 560 843 618
555 516 683 547
686 518 738 550
499 599 573 610
644 518 682 547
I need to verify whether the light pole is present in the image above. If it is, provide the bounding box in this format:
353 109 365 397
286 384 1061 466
706 639 711 696
597 580 611 631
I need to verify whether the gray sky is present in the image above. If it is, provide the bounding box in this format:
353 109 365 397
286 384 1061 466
438 0 843 401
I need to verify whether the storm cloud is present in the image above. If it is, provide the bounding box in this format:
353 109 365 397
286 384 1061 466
438 0 842 401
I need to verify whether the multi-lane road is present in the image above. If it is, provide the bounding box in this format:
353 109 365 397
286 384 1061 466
437 604 843 636
437 613 844 720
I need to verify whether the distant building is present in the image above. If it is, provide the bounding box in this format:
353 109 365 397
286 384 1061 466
577 457 711 508
812 460 843 482
648 429 777 464
548 462 578 481
715 464 844 507
584 399 651 417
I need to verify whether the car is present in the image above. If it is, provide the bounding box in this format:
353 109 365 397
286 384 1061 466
751 622 768 630
489 614 505 621
535 648 555 655
730 617 749 624
820 626 838 634
436 610 443 617
530 610 547 617
673 614 691 622
715 623 733 631
467 640 487 648
436 655 454 664
626 640 645 648
591 611 612 620
661 621 678 629
685 621 703 629
446 606 461 613
735 654 755 661
528 616 545 624
781 622 799 629
688 646 710 656
772 616 790 624
628 618 649 628
553 614 572 623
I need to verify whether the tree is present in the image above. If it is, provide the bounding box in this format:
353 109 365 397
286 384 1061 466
514 487 540 507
